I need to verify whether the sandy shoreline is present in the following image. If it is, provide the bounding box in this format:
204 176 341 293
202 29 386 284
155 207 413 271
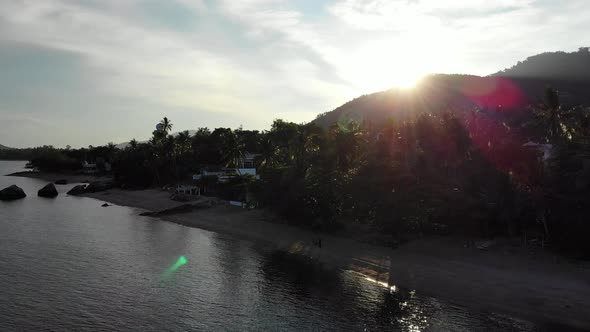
85 189 590 329
8 172 590 329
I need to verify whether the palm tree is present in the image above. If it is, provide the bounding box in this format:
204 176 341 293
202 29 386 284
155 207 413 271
526 87 569 144
257 133 277 171
332 121 365 174
159 117 173 133
544 87 561 141
148 117 174 184
221 130 244 168
129 139 138 150
175 131 192 152
174 131 193 177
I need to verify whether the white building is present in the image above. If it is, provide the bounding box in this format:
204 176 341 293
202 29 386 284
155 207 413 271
192 152 260 182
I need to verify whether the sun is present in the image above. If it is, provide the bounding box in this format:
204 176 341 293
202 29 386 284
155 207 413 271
346 42 428 92
355 58 425 92
342 34 455 93
390 68 424 89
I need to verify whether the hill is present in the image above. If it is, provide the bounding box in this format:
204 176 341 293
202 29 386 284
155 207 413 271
493 47 590 80
314 49 590 128
493 48 590 106
313 74 527 129
0 144 13 150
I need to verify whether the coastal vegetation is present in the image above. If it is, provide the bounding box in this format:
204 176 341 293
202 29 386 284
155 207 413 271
5 86 590 258
3 50 590 257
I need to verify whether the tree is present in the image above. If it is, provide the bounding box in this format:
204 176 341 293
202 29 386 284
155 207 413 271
129 139 138 150
159 117 173 133
220 130 244 168
175 131 192 155
256 132 278 172
544 87 562 142
174 130 193 178
332 121 365 175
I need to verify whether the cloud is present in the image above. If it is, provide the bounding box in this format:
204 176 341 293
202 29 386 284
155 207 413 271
0 0 589 147
0 0 355 147
327 0 590 74
328 0 533 31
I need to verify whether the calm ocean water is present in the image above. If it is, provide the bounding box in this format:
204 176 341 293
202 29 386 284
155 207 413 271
0 160 576 331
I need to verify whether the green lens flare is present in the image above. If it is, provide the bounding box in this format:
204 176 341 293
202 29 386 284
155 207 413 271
162 255 188 279
177 255 188 265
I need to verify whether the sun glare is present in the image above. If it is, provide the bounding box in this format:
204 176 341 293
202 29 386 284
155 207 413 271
347 40 432 92
392 71 424 89
359 58 425 91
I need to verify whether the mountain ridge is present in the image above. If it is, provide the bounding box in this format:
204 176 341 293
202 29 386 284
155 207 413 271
313 48 590 128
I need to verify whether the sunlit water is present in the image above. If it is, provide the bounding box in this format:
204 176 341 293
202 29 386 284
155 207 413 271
0 161 577 331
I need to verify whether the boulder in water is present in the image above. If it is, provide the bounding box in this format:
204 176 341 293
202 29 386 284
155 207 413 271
54 179 68 185
0 185 26 201
67 184 87 196
38 183 58 198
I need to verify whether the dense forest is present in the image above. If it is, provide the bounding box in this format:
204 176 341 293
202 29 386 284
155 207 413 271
3 49 590 257
0 146 52 161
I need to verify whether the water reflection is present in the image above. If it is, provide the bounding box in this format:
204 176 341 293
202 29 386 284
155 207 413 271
258 250 577 332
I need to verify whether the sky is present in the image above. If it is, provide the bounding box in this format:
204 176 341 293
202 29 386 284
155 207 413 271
0 0 589 148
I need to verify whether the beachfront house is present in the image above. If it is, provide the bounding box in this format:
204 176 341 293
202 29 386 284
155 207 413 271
192 152 261 183
236 151 260 177
240 152 258 169
82 160 111 174
193 169 223 181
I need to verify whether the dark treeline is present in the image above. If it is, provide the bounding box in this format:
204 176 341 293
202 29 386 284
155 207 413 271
0 146 36 160
0 144 118 172
5 87 590 257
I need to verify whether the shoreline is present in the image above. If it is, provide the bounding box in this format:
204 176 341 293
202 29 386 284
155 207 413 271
8 172 590 329
85 189 590 330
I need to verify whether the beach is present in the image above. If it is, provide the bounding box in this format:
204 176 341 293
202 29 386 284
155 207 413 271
7 171 590 329
87 188 590 329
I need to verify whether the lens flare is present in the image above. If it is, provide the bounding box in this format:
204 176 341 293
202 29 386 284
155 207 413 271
162 256 188 280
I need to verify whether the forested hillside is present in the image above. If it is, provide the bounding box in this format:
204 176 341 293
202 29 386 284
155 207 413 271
314 49 590 129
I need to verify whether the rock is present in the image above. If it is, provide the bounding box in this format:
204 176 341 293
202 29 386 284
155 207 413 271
54 179 68 185
101 203 110 207
86 181 113 193
0 185 26 201
38 183 58 198
67 184 87 196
